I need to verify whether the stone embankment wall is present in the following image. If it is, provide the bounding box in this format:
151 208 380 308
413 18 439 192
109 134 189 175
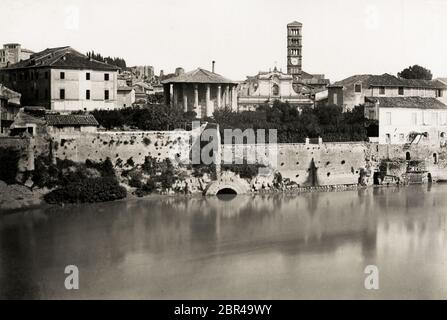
222 142 371 187
51 130 194 168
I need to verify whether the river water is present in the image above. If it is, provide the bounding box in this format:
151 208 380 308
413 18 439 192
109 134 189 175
1 184 447 299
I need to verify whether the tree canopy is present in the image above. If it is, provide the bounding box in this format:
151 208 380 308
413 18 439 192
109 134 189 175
397 65 432 80
86 51 127 69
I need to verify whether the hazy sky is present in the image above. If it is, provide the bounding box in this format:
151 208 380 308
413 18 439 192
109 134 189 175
1 0 447 81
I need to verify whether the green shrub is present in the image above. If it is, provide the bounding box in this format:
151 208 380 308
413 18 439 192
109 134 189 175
44 177 127 204
221 163 265 179
0 147 21 184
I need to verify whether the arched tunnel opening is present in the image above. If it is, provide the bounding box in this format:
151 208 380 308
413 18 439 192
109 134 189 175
216 188 238 200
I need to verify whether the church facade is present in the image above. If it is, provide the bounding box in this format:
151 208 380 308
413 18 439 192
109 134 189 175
237 67 313 111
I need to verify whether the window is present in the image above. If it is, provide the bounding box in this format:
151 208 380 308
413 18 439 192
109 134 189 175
104 73 109 81
354 84 362 93
379 87 385 95
86 90 90 100
385 112 392 125
86 72 90 80
399 133 405 142
104 90 109 100
333 93 338 105
369 110 375 119
436 89 443 98
272 84 279 96
432 112 439 126
60 72 65 79
398 87 404 95
411 112 417 125
60 89 65 100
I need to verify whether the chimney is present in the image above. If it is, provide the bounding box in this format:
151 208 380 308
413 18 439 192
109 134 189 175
212 61 215 73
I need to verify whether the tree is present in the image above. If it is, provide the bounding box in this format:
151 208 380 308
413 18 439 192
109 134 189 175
398 65 432 80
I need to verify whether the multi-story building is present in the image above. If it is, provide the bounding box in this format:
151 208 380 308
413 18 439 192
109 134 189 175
364 96 447 146
0 43 34 68
131 65 155 81
328 73 447 111
287 21 302 78
0 84 21 135
237 67 313 111
0 46 119 112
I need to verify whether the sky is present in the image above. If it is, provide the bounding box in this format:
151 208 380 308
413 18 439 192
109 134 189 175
1 0 447 82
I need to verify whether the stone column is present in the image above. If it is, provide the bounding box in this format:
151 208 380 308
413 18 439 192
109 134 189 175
170 84 174 108
183 84 188 113
164 84 170 106
172 84 178 108
231 85 237 111
194 84 199 115
225 85 230 106
217 85 221 109
206 84 211 117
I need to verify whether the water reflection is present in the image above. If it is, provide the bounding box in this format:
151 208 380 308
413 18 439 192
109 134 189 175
1 184 447 299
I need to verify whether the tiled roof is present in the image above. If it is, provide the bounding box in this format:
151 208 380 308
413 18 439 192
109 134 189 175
3 47 119 71
161 68 236 84
365 96 447 109
287 21 302 26
334 73 447 89
118 86 133 91
45 114 99 126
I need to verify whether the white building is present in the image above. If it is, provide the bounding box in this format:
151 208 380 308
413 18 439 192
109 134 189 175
117 86 135 108
0 47 119 112
365 96 447 145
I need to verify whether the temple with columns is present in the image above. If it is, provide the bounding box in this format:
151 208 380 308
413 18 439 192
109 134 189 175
162 68 238 118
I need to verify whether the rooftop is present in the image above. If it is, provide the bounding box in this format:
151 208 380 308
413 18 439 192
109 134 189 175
161 68 237 84
287 21 302 26
365 96 447 109
45 114 99 127
2 46 119 71
334 73 447 89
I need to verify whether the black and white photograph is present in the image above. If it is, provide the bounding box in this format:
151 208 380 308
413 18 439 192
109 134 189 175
1 0 447 307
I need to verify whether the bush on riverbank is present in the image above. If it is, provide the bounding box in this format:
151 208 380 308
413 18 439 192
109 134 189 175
44 177 127 204
0 147 21 184
32 156 117 189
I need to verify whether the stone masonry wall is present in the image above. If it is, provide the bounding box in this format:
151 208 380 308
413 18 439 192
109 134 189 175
222 142 371 186
51 130 193 169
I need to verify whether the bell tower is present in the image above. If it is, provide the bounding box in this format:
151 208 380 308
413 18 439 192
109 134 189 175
287 21 302 79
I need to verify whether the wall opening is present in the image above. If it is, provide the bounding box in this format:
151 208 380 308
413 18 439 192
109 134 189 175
406 152 411 161
216 188 238 200
216 188 237 195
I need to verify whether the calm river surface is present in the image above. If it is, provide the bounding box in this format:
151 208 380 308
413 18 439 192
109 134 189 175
1 184 447 299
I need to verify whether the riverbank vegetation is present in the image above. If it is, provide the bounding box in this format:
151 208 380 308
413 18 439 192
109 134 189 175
0 147 21 184
91 101 375 143
34 157 127 204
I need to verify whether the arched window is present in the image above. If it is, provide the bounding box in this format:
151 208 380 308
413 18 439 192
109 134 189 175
272 84 279 96
433 153 438 164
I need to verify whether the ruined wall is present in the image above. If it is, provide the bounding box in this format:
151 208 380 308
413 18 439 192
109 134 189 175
0 136 34 171
378 143 447 181
222 142 371 186
51 130 193 168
